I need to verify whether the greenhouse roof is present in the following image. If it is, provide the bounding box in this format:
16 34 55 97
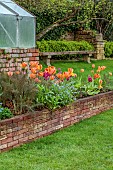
0 0 34 17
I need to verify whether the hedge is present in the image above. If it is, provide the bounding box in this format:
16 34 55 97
37 40 94 52
104 41 113 58
37 40 94 60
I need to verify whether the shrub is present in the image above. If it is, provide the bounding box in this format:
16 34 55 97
0 103 13 120
104 41 113 58
37 40 94 52
0 71 38 115
37 40 94 60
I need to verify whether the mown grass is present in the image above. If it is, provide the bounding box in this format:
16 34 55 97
1 109 113 170
40 59 113 81
51 59 113 75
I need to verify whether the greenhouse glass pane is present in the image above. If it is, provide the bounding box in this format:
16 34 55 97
18 17 35 48
0 15 17 48
2 1 34 17
0 0 12 2
0 4 14 14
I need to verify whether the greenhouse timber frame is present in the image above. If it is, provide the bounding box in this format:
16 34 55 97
0 0 36 48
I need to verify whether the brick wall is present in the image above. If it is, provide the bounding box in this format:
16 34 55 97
0 48 39 72
74 28 96 43
0 91 113 153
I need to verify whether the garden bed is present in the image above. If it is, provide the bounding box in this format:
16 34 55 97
0 91 113 153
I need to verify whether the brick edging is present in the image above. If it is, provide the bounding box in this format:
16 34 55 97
0 91 113 153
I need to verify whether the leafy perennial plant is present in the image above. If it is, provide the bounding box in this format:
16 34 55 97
0 61 113 119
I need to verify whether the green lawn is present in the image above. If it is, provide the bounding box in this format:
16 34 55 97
1 109 113 170
52 59 113 75
41 59 113 80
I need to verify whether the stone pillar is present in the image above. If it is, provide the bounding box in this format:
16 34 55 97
94 33 105 60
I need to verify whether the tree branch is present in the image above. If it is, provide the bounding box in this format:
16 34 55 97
37 9 79 40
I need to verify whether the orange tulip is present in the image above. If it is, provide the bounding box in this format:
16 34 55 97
94 73 100 79
38 72 44 77
63 72 70 79
45 66 56 75
101 66 106 70
97 66 101 73
56 73 64 80
56 73 62 79
92 64 95 68
80 69 84 73
50 75 55 80
68 68 76 76
36 64 42 70
20 62 27 69
30 61 38 68
99 79 103 85
68 68 73 73
29 73 36 79
15 71 20 75
31 68 37 74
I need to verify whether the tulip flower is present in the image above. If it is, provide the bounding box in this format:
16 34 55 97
109 72 112 76
92 64 95 68
20 62 27 69
31 68 37 74
94 73 100 79
30 61 39 68
99 79 103 85
88 75 92 82
38 72 44 77
35 78 41 83
15 71 20 75
50 75 55 80
29 73 36 79
80 69 84 73
7 71 13 77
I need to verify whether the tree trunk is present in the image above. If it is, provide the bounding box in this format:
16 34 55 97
36 10 78 40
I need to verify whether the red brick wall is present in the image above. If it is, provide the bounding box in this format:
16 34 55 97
0 91 113 153
0 48 39 72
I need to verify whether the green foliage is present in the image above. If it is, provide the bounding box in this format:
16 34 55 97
16 0 75 40
0 103 13 120
36 80 75 111
37 40 94 59
37 40 94 52
101 73 113 92
104 41 113 58
0 72 38 115
15 0 113 40
71 77 100 98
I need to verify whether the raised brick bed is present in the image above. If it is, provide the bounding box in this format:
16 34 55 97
0 48 39 72
0 91 113 153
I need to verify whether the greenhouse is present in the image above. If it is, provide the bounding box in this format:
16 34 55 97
0 0 36 48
